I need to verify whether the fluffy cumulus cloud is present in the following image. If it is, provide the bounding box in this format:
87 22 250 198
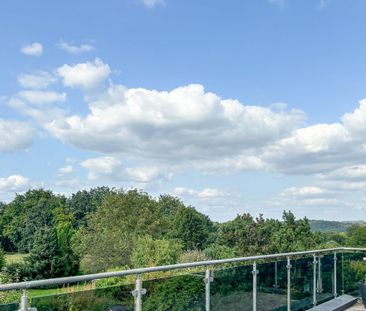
0 175 30 192
45 83 304 172
58 41 95 54
0 119 34 152
57 58 111 89
18 71 57 89
261 99 366 175
20 42 43 56
10 58 366 192
81 156 168 183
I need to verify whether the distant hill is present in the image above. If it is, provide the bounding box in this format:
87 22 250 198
309 220 366 232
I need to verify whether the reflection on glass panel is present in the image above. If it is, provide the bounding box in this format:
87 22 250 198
289 257 313 311
142 273 205 311
317 254 334 305
0 303 19 311
257 260 288 311
31 282 134 311
210 264 253 311
342 252 365 295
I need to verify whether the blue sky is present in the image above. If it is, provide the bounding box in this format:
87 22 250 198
1 0 366 221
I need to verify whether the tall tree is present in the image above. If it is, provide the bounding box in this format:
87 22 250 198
66 186 114 227
169 206 214 251
73 190 164 273
2 189 66 252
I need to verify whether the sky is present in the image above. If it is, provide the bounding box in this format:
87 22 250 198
1 0 366 221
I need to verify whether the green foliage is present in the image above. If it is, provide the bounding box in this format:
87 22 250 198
143 275 204 311
2 189 66 252
217 211 318 256
346 225 366 247
66 187 114 227
0 248 6 271
0 262 32 283
178 250 208 263
203 244 236 260
169 206 213 251
131 235 182 268
26 226 77 279
73 190 164 273
271 211 318 252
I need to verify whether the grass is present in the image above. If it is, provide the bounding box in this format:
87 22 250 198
4 253 27 265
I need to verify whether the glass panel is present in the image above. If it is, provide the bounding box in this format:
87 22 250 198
211 264 253 311
0 303 19 311
342 252 365 296
257 260 288 311
317 254 334 304
290 257 314 311
30 281 134 311
142 273 205 311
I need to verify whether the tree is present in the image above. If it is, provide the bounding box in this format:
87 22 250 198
203 244 236 260
346 225 366 247
217 213 260 255
169 206 214 251
73 190 164 273
270 211 318 252
2 189 66 252
130 236 182 268
26 227 66 279
66 187 114 227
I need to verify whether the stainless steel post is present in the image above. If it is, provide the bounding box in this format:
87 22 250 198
204 269 213 311
341 253 345 295
20 289 27 311
132 275 146 311
287 256 291 311
313 255 317 306
252 262 258 311
275 261 278 288
333 252 337 297
317 255 322 293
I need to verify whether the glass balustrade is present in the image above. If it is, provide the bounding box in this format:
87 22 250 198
0 249 365 311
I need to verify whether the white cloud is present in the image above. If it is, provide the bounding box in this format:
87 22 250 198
81 156 168 183
20 42 43 56
140 0 165 8
0 119 34 152
58 165 74 175
280 186 332 198
45 83 304 172
18 71 57 89
58 41 95 54
320 165 366 182
0 175 30 192
262 111 366 174
18 90 66 105
57 58 111 89
173 187 227 199
14 59 366 180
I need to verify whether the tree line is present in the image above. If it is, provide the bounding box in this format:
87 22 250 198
0 187 364 282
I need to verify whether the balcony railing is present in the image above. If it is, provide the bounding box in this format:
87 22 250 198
0 247 365 311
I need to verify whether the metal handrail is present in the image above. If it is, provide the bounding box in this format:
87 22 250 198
0 246 365 291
